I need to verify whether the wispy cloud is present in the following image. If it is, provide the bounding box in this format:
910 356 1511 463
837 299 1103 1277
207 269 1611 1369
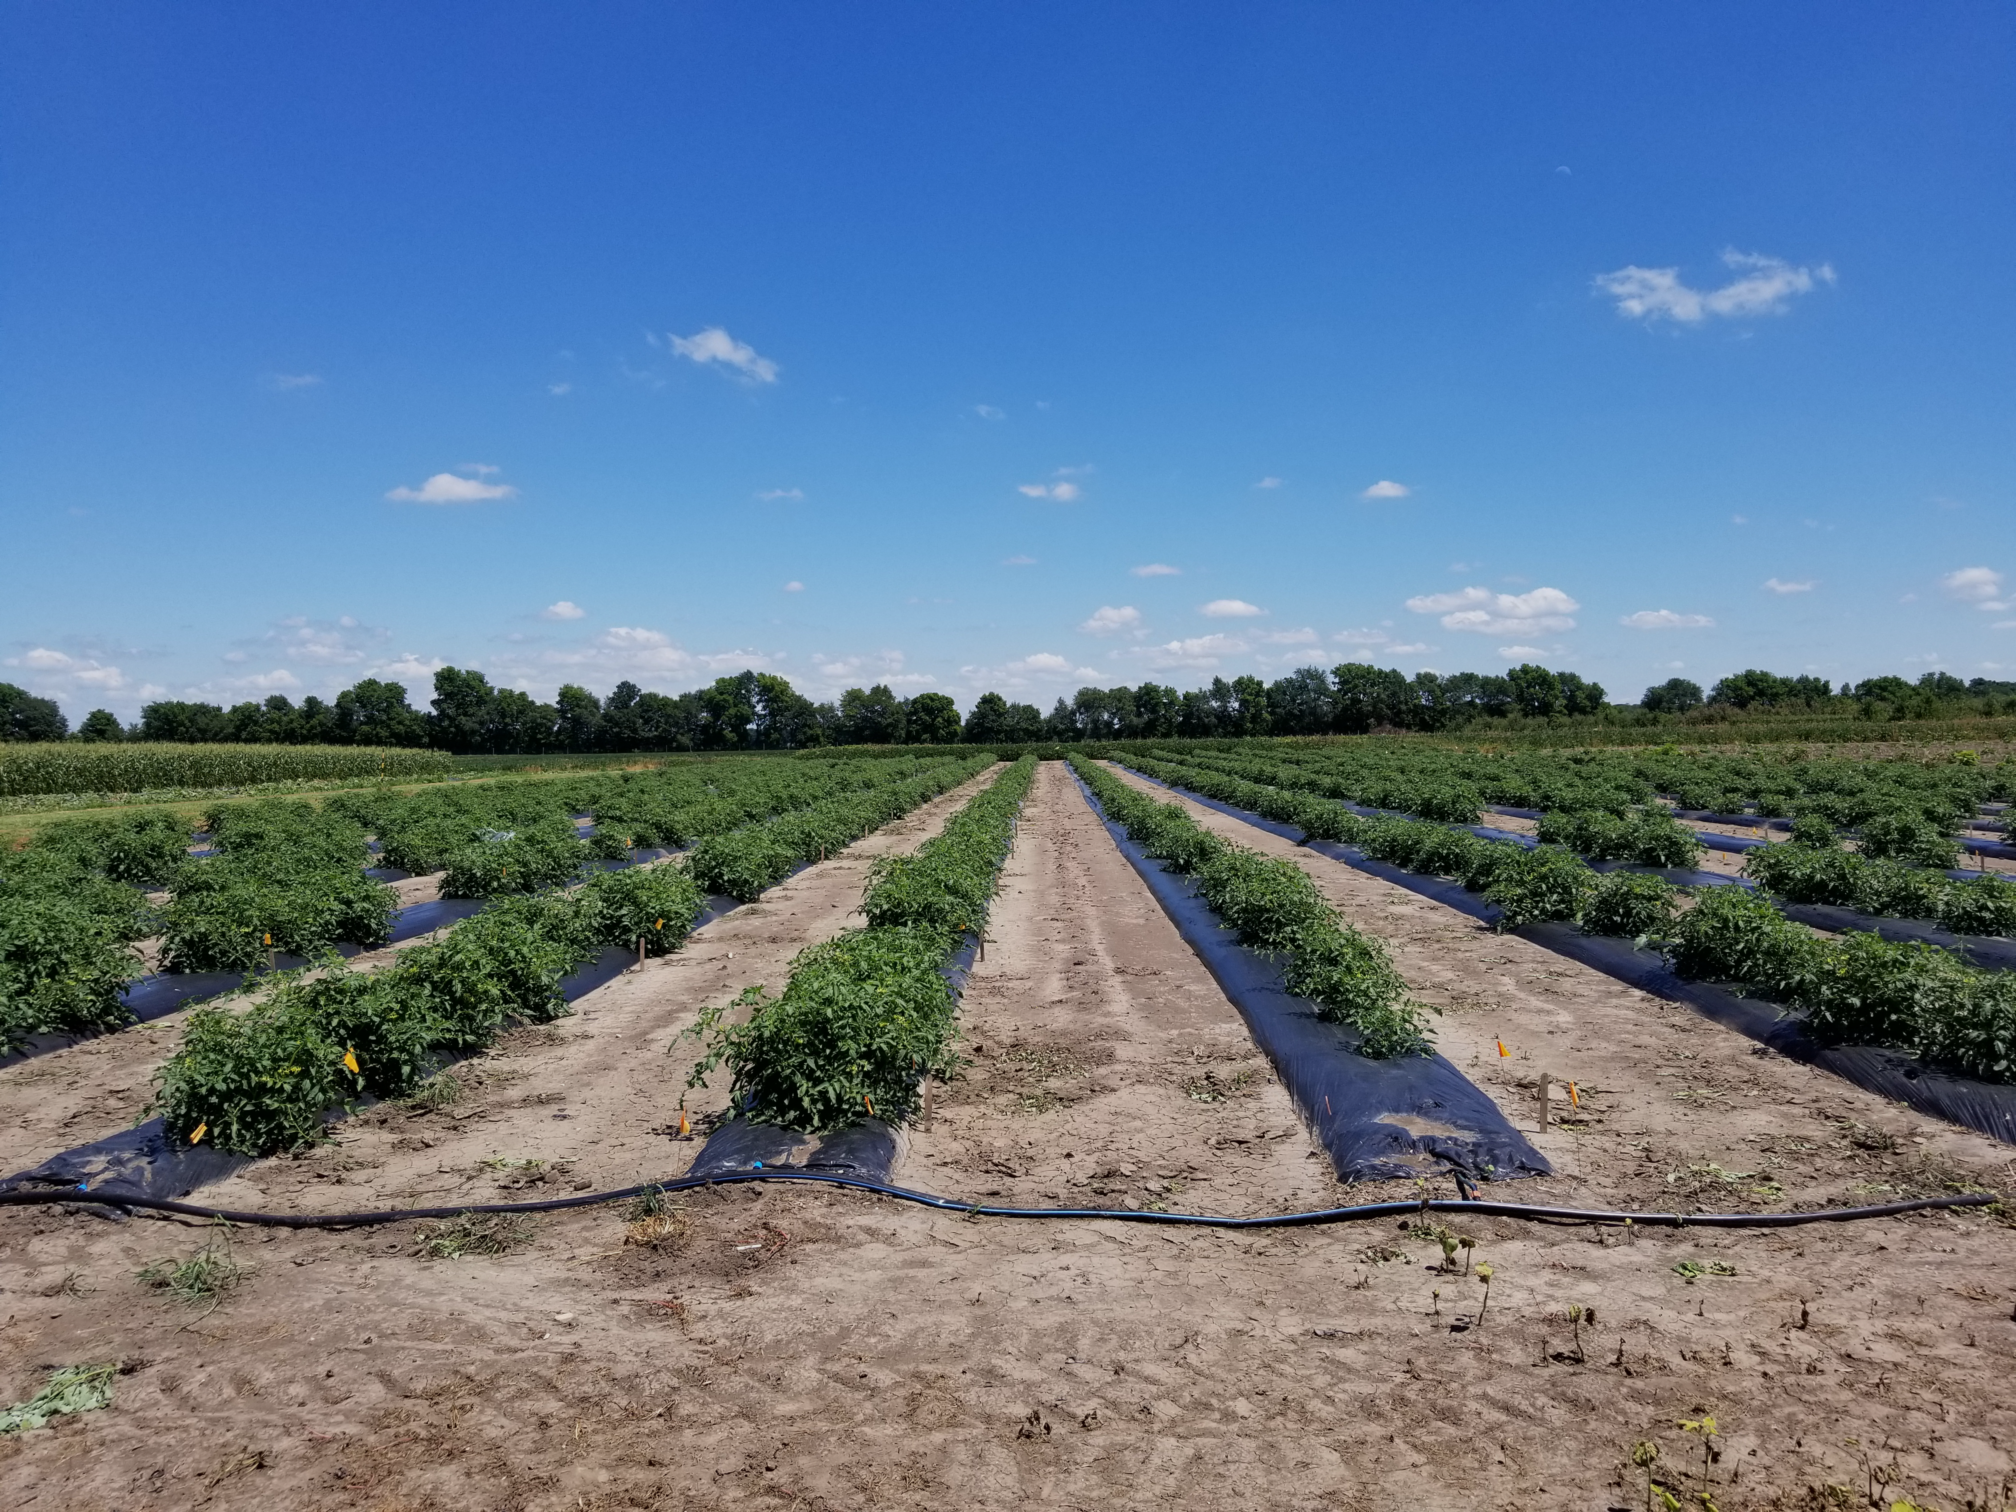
1257 628 1319 646
1018 481 1081 502
548 382 572 396
669 326 779 383
783 580 804 593
1621 609 1715 629
1360 480 1410 500
957 651 1103 691
1127 633 1247 671
756 488 805 502
1078 605 1141 636
1943 566 2007 611
1003 555 1037 566
1130 563 1180 577
1254 476 1283 490
1201 599 1264 618
1762 577 1816 594
257 615 391 664
808 651 932 694
492 626 780 689
4 646 129 693
386 469 517 505
541 601 586 621
1405 585 1578 636
974 404 1005 421
1497 644 1551 659
1595 248 1836 323
264 372 321 391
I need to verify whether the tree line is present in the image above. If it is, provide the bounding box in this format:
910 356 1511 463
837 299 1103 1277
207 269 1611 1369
3 661 2012 750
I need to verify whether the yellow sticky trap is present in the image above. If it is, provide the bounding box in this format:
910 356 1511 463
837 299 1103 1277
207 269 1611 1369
190 1121 208 1145
1496 1039 1510 1058
342 1047 360 1074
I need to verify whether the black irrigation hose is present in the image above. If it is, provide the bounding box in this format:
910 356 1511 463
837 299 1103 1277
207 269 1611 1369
0 1168 1993 1232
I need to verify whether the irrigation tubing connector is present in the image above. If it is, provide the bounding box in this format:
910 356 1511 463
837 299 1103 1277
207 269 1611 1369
0 1169 1992 1233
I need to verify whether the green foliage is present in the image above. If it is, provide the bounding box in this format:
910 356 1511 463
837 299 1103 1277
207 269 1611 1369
438 824 589 898
1940 873 2016 938
1664 884 1827 998
862 757 1037 942
0 1362 118 1433
0 742 451 798
1859 811 1961 869
1482 846 1598 929
1578 871 1680 940
573 862 705 955
690 927 961 1132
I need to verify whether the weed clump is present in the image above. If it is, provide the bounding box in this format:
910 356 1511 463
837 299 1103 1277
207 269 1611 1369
414 1212 533 1259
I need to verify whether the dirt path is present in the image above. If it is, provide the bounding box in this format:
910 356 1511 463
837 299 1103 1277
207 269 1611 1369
6 761 2016 1511
902 758 1334 1215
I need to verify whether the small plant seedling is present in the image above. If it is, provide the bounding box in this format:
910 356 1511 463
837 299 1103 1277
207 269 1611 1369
1568 1303 1592 1363
1680 1414 1719 1502
1630 1439 1662 1512
0 1362 119 1433
1437 1233 1460 1274
414 1212 533 1260
1458 1235 1476 1274
139 1234 246 1311
1475 1262 1494 1327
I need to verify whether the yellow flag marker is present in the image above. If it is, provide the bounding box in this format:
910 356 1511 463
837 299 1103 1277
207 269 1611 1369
1496 1039 1510 1058
864 1095 875 1116
343 1047 360 1074
1568 1081 1580 1108
190 1122 208 1145
677 1111 691 1137
655 918 664 930
263 933 272 946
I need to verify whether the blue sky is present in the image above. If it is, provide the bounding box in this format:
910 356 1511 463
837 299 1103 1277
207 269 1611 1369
3 2 2012 720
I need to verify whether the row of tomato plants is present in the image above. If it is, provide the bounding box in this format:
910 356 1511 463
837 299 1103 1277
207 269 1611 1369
1161 746 2016 937
1122 753 2016 1084
0 754 982 1054
682 755 1038 1134
1070 756 1435 1059
153 756 1003 1154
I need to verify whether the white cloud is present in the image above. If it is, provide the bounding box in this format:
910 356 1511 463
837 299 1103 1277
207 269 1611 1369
489 627 780 691
1762 577 1816 594
974 404 1005 421
1943 566 2006 610
1003 555 1037 566
1128 633 1247 671
956 651 1103 691
1331 628 1390 647
1497 645 1550 659
386 470 517 505
1018 481 1081 502
1254 476 1283 490
369 654 448 683
1595 248 1836 323
756 488 805 502
1386 642 1435 655
1405 585 1578 636
1621 609 1716 629
211 668 302 694
1257 627 1319 646
1201 599 1264 618
806 651 931 694
4 647 128 693
1130 563 1180 577
1360 480 1410 500
258 615 390 665
1079 605 1142 636
548 382 572 396
668 327 778 383
1994 621 2016 631
1731 514 1749 525
265 372 321 390
783 581 804 593
541 601 586 621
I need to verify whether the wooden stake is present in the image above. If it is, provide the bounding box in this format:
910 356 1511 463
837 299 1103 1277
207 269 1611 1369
1537 1071 1552 1129
638 936 646 967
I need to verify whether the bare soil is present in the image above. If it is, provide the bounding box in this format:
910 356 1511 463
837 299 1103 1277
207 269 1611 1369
3 761 2016 1511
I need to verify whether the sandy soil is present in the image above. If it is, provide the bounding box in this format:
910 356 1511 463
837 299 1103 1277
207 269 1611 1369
4 762 2016 1511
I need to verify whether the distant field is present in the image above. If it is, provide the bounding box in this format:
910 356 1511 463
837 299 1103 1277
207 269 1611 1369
0 742 454 799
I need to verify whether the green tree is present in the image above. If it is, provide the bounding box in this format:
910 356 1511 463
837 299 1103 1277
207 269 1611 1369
1507 664 1565 718
429 668 499 753
334 679 427 746
601 681 644 750
1129 681 1181 737
1332 664 1407 733
837 684 906 744
1556 671 1606 716
554 684 603 751
1641 677 1704 714
0 683 67 741
1267 667 1335 735
74 708 124 742
962 691 1012 743
139 700 230 742
493 688 557 752
903 692 963 745
753 673 821 748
